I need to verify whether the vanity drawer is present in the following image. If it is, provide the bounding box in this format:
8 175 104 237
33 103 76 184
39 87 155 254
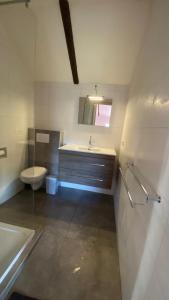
59 152 114 171
59 171 112 188
59 165 113 179
59 150 115 189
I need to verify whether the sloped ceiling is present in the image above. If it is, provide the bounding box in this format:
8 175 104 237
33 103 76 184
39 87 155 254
0 0 151 84
31 0 151 84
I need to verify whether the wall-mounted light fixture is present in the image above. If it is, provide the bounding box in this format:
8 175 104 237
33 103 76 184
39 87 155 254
153 96 169 105
88 85 104 101
0 0 30 7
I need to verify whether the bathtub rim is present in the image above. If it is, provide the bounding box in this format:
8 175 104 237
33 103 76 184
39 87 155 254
0 223 42 299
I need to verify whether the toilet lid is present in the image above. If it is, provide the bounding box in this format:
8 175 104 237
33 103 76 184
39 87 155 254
21 167 47 178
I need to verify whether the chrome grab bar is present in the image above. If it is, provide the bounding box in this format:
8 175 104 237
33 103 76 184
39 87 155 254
119 167 134 208
127 162 161 203
119 166 145 208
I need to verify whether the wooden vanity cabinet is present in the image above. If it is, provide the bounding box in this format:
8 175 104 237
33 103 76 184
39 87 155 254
58 150 115 189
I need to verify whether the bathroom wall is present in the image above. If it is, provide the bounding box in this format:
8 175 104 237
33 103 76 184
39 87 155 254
0 13 34 204
116 0 169 299
34 82 128 152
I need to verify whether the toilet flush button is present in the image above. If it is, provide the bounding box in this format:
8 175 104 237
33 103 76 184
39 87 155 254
0 147 7 158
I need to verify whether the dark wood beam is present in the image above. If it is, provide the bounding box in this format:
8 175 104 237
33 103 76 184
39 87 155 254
59 0 79 84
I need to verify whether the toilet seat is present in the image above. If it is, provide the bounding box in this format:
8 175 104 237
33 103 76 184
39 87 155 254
20 166 47 184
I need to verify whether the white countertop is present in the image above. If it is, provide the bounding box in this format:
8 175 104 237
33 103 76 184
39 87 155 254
58 144 116 156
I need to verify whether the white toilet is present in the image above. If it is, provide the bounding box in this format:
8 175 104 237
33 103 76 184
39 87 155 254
20 166 47 191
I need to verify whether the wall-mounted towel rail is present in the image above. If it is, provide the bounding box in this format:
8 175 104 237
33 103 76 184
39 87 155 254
127 162 161 203
119 167 144 208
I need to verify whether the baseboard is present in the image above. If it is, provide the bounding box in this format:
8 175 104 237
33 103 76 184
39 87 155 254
59 181 113 195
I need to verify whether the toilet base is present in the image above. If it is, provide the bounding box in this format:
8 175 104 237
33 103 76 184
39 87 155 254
31 179 44 191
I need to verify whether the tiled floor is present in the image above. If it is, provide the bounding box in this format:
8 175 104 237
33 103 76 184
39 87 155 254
0 187 121 300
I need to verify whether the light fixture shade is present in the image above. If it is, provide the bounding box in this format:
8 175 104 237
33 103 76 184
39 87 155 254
88 96 104 101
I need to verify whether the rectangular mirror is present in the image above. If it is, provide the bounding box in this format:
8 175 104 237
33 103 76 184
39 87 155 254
78 97 112 127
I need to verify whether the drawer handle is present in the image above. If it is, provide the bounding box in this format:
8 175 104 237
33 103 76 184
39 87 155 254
86 177 104 182
91 163 105 167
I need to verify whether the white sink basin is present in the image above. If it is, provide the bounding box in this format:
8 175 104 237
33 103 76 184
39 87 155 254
78 146 100 152
59 144 116 156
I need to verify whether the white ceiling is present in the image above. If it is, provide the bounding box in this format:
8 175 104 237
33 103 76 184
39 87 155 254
0 0 151 84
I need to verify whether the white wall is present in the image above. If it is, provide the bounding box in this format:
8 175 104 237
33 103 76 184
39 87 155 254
34 82 128 152
0 18 34 204
116 0 169 299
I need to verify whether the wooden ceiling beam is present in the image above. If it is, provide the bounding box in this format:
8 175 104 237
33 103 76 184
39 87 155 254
59 0 79 84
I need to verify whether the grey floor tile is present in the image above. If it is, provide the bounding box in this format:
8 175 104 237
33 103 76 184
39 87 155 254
0 188 121 300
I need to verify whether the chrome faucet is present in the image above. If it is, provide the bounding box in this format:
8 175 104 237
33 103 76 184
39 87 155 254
88 136 94 149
